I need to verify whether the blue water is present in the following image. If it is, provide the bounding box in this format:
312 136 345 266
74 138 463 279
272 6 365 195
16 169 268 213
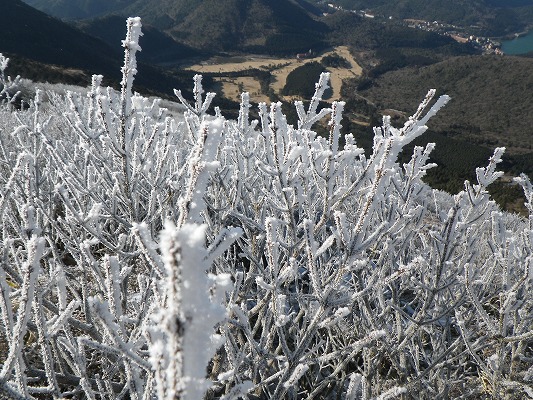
501 31 533 55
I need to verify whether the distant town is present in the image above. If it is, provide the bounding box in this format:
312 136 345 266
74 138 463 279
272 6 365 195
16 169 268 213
325 3 504 55
402 19 503 55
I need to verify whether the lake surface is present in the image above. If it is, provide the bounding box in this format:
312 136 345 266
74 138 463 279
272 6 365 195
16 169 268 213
501 31 533 55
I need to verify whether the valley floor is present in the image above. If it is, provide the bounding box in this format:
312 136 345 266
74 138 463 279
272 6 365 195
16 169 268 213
186 46 362 103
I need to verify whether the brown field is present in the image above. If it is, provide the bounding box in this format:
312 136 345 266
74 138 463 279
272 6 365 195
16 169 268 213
214 76 270 103
186 46 363 103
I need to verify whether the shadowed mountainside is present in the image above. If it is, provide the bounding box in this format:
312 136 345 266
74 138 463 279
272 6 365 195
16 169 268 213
76 15 200 65
1 0 195 97
21 0 131 19
1 0 120 75
22 0 329 54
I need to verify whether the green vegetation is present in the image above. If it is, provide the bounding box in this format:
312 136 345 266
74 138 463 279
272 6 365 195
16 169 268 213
357 55 533 154
321 53 351 68
0 0 196 98
5 54 90 88
282 62 329 98
172 0 328 54
23 0 329 55
260 33 326 55
369 48 436 77
400 131 496 193
102 0 328 54
325 13 477 54
341 99 531 211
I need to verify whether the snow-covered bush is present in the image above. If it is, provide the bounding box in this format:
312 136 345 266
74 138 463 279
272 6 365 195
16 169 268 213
0 17 531 399
0 53 22 107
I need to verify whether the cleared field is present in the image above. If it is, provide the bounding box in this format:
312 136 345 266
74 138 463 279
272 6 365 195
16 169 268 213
186 46 363 102
186 57 290 73
214 76 269 103
270 46 362 101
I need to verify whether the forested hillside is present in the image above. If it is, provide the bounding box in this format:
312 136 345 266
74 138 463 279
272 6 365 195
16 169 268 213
315 0 533 36
333 54 533 204
0 0 199 97
22 0 329 53
360 56 533 152
0 0 120 75
76 15 200 64
22 0 130 19
324 12 477 55
162 0 327 52
357 55 533 154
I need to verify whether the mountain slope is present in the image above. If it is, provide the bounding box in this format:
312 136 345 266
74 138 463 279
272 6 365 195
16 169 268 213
21 0 131 19
316 0 533 36
164 0 327 52
1 0 195 97
76 15 200 65
357 55 533 154
21 0 329 54
1 0 121 75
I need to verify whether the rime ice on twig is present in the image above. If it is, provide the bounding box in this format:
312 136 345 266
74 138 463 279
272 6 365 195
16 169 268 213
148 222 233 400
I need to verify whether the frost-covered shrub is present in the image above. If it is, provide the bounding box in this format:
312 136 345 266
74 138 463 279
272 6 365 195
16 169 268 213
0 54 23 107
0 17 532 400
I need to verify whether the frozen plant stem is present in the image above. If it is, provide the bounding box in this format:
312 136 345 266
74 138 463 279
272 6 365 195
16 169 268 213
150 222 234 400
119 17 143 220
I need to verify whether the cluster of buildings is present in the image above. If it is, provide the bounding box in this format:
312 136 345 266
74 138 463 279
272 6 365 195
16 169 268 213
465 35 503 55
403 19 503 55
325 3 374 19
